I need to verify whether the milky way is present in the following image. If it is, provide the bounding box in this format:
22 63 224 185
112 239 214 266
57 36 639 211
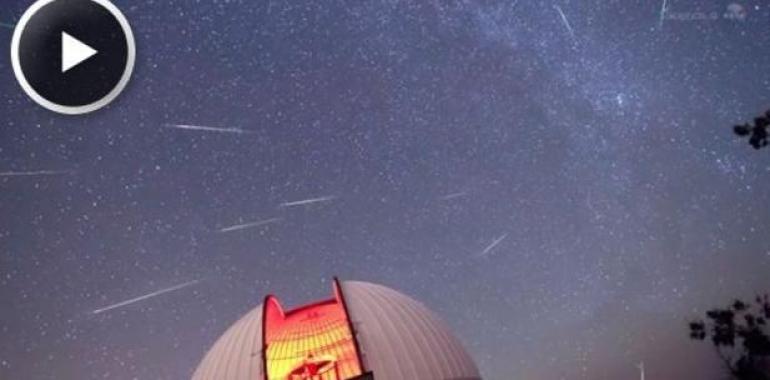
1 1 769 379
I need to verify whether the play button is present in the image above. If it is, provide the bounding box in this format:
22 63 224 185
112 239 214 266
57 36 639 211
62 32 98 73
11 0 135 115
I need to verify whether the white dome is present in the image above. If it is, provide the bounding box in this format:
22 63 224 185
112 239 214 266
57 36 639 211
193 304 264 379
192 280 481 380
340 281 480 380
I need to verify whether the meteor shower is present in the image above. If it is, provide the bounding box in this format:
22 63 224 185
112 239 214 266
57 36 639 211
1 1 770 379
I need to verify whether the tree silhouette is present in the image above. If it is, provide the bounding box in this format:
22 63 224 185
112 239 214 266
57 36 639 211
690 295 770 379
734 110 770 149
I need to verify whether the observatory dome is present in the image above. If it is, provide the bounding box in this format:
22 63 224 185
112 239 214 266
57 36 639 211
192 279 481 380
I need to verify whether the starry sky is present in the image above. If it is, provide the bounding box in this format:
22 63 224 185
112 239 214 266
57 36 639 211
1 1 770 379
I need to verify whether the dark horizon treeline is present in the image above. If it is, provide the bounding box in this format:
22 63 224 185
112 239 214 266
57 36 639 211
690 295 770 380
734 110 770 149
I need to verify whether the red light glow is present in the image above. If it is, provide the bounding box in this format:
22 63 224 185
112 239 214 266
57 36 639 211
263 286 362 380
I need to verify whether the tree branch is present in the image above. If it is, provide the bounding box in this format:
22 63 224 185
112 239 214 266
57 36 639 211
715 346 739 377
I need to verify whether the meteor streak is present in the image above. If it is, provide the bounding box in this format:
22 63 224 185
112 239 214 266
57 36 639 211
280 195 336 208
164 123 250 134
219 217 281 233
658 0 668 29
478 233 508 258
554 5 575 40
0 170 71 177
92 280 200 315
439 191 467 201
0 22 15 29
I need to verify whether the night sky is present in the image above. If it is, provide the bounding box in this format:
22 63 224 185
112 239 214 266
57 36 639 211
1 1 770 379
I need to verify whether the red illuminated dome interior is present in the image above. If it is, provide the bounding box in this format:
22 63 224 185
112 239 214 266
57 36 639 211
262 281 364 380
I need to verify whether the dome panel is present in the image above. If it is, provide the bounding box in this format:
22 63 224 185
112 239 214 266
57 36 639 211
340 281 481 380
192 304 263 380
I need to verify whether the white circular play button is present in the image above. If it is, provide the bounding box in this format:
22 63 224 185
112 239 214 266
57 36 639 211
61 32 98 73
11 0 136 115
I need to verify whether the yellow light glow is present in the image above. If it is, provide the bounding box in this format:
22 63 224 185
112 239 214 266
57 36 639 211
264 297 362 380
